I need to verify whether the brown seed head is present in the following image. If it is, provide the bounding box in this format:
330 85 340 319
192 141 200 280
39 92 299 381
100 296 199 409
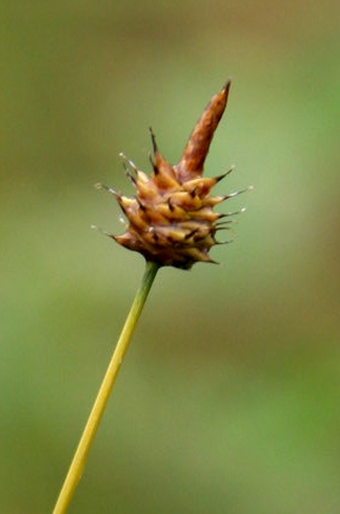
107 81 245 270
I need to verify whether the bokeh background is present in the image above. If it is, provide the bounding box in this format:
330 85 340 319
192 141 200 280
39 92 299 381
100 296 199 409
1 1 340 513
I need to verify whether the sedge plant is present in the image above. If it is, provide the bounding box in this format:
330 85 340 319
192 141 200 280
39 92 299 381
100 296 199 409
52 80 250 513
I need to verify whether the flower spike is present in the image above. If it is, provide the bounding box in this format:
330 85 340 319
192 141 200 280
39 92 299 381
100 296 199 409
106 81 248 270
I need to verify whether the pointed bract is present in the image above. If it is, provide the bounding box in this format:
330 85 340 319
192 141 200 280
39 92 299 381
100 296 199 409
174 81 231 183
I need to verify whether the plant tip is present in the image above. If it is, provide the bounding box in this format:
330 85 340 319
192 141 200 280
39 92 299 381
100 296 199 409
100 81 250 269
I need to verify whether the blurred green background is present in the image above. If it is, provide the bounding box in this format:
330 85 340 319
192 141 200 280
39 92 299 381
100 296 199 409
1 1 340 513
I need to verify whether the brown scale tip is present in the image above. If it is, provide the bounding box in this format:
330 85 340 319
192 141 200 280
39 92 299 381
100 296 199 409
174 80 231 183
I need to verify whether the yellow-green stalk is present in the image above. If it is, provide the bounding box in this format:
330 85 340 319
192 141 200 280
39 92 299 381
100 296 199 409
52 262 159 514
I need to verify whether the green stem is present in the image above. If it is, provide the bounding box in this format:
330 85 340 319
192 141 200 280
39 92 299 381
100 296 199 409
52 261 160 514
